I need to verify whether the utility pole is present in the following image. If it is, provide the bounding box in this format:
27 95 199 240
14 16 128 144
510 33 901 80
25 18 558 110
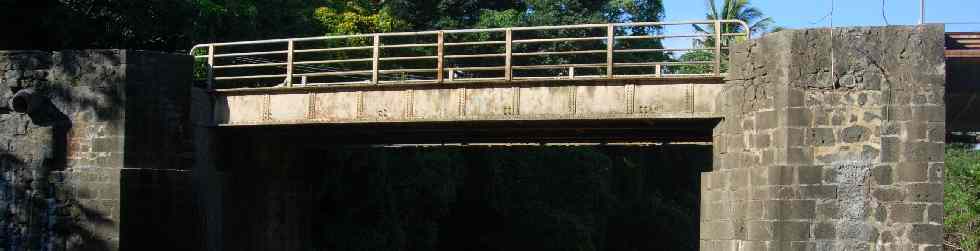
919 0 925 24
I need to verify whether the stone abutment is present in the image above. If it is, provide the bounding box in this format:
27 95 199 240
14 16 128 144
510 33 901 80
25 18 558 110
701 25 946 250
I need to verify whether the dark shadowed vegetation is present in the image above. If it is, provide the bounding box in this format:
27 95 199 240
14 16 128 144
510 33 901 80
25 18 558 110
314 145 708 251
1 0 666 52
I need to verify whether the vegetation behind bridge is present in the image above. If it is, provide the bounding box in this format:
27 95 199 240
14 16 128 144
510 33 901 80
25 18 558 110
1 0 666 52
945 144 980 250
314 146 708 250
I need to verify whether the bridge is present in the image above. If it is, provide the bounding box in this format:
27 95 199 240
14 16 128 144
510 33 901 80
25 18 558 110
0 22 971 250
189 20 748 138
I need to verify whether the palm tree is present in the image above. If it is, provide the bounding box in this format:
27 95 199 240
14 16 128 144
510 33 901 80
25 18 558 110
692 0 773 48
674 0 772 74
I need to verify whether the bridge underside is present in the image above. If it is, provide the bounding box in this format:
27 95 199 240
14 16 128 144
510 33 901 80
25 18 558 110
946 32 980 133
218 118 720 145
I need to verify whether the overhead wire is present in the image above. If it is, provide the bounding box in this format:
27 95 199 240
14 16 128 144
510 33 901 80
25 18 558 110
881 0 890 25
830 0 835 91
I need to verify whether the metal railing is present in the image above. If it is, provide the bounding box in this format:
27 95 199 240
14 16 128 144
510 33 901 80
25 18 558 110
189 20 750 90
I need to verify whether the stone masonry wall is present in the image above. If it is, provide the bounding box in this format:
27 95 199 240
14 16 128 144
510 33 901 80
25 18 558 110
701 25 946 250
0 50 200 250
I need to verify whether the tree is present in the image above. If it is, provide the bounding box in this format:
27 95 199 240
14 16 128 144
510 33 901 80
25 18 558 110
457 0 669 76
692 0 773 48
0 0 326 51
312 0 408 35
674 0 772 74
0 0 197 51
320 0 670 79
190 0 324 43
672 50 716 75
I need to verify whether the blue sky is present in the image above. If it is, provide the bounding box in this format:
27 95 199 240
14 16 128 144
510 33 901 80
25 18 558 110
659 0 980 49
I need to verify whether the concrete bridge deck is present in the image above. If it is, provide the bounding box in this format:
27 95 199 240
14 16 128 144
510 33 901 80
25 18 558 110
212 77 725 127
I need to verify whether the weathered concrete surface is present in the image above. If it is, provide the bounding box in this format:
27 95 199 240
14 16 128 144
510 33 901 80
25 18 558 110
701 25 946 250
0 50 200 250
211 79 725 126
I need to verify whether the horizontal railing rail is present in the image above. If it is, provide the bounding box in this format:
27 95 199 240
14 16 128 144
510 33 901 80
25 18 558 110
190 20 750 90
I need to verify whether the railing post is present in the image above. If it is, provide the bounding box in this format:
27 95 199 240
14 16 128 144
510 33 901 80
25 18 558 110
207 44 215 90
505 28 513 81
713 20 722 76
655 64 662 77
372 34 381 84
569 67 575 79
437 31 445 83
286 40 294 87
606 24 615 79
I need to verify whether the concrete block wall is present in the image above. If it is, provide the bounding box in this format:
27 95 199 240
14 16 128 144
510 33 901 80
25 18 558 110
0 50 200 250
701 25 946 250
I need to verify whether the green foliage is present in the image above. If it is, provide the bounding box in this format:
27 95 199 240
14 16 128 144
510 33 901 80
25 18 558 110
1 0 191 50
673 50 718 74
1 0 668 48
945 144 980 250
313 1 408 35
382 0 665 30
690 0 773 50
675 0 769 74
0 0 324 51
475 9 524 29
188 0 323 42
